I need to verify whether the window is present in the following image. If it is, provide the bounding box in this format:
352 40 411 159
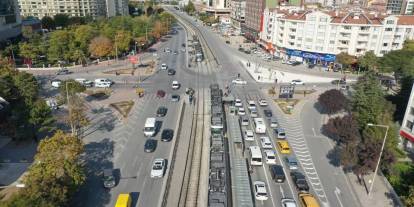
372 35 378 39
320 17 328 22
406 120 414 131
296 44 302 47
385 28 393 31
305 38 313 43
317 39 324 44
318 25 326 30
383 43 388 47
410 107 414 115
329 40 335 44
317 32 324 37
315 46 323 51
308 16 316 21
343 26 351 30
387 20 395 24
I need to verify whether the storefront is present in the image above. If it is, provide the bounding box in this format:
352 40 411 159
284 49 336 66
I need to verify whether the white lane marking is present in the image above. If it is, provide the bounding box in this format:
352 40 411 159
335 187 344 207
279 185 285 198
312 128 317 136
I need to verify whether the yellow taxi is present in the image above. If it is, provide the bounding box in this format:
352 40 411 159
277 140 291 154
115 193 131 207
298 193 320 207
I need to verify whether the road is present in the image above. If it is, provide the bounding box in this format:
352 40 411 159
170 9 361 207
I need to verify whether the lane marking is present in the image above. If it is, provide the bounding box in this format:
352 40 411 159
335 187 344 207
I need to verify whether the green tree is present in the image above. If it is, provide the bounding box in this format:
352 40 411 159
403 186 414 206
54 14 70 28
19 42 38 61
336 52 354 70
22 26 35 40
184 1 196 14
403 40 414 51
67 95 89 136
12 71 39 106
74 25 98 54
358 51 378 71
114 30 132 53
29 100 55 135
59 79 86 100
41 16 55 30
47 30 74 63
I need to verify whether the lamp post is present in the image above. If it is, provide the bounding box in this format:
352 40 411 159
366 123 389 197
66 82 75 136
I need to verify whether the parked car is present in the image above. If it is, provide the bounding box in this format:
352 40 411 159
172 81 180 89
264 109 273 117
56 68 70 75
291 171 310 192
94 78 113 85
95 82 111 88
331 79 346 85
51 79 62 88
46 99 58 110
168 69 176 75
232 78 247 85
254 181 269 201
75 78 93 87
259 99 268 106
144 139 157 152
161 129 174 142
156 106 167 117
290 79 305 85
150 158 166 178
103 168 116 188
157 90 166 98
171 94 180 102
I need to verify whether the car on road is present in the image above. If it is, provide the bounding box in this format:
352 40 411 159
94 78 113 85
235 99 243 107
144 139 157 152
232 78 247 85
298 193 319 207
240 116 249 126
285 155 298 170
291 171 310 192
247 100 256 110
168 69 176 75
249 108 258 118
164 48 171 53
161 129 174 142
95 82 111 88
277 141 291 154
173 51 178 55
259 99 268 106
274 127 286 139
237 107 246 115
51 79 62 88
156 106 167 117
281 198 297 207
260 137 273 149
161 63 168 70
254 181 269 201
56 68 70 75
157 90 166 98
270 165 285 183
150 158 166 178
264 109 272 117
115 193 132 207
290 79 305 85
264 150 277 164
331 79 346 85
75 78 93 87
103 169 116 188
270 118 278 128
171 94 180 102
172 81 180 89
244 130 254 141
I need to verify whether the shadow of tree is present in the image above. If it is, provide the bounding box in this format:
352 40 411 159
326 146 341 167
71 138 115 207
83 110 117 137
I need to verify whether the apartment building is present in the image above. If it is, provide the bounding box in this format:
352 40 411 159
243 0 266 39
403 0 414 14
18 0 128 19
400 84 414 151
387 0 405 14
0 0 22 41
230 0 246 28
259 8 414 65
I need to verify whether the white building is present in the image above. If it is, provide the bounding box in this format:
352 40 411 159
400 83 414 151
259 8 414 65
230 0 246 28
0 0 22 41
17 0 128 19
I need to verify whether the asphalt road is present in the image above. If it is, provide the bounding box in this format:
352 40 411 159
171 9 361 207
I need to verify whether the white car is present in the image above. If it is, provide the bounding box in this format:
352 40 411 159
260 137 273 149
95 82 111 88
254 181 269 201
244 130 255 141
281 198 297 207
238 107 246 115
172 81 180 89
259 99 268 106
150 158 166 178
94 78 112 85
161 63 168 70
51 80 62 88
75 78 93 87
290 79 305 85
235 99 243 107
250 108 258 118
264 150 277 164
240 116 249 126
247 100 256 110
232 78 247 85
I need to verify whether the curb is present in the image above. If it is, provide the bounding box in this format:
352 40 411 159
159 100 186 207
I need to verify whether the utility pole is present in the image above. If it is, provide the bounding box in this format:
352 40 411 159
66 82 75 136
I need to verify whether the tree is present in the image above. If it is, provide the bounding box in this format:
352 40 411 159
323 115 360 145
403 40 414 51
47 30 75 63
22 26 35 40
184 1 196 14
318 89 348 114
29 100 55 138
41 16 55 30
59 79 86 101
403 186 414 207
74 25 98 54
67 95 89 137
146 6 154 16
54 14 70 28
89 36 113 58
19 42 38 61
358 51 378 71
114 30 132 53
152 21 163 40
336 52 354 70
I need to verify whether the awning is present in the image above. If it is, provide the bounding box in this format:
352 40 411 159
400 130 414 143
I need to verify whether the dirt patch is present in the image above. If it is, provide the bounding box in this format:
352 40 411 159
109 101 134 118
294 89 317 95
274 99 300 115
0 186 20 201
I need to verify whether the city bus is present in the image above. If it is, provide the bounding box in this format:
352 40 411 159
249 146 263 166
253 118 266 134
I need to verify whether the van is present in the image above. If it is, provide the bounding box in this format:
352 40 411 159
115 193 132 207
298 193 320 207
269 165 285 183
270 118 278 128
277 141 291 154
144 118 156 137
285 155 298 170
94 78 112 85
274 127 286 139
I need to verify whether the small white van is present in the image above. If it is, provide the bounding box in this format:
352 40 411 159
144 118 156 137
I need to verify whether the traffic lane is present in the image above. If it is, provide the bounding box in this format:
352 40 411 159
300 98 360 207
105 96 180 207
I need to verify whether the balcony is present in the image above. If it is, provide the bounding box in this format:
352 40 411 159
356 43 368 48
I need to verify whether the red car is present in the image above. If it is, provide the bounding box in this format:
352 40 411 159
157 90 166 98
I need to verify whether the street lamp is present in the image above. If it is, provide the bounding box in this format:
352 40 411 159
66 82 75 136
366 123 389 197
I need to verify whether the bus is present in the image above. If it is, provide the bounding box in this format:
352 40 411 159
249 146 263 166
253 118 266 134
144 118 156 137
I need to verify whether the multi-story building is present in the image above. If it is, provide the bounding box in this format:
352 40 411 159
403 0 414 14
204 0 231 18
400 83 414 151
259 8 414 65
0 0 22 41
243 0 265 39
386 0 405 14
18 0 128 19
230 0 246 29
